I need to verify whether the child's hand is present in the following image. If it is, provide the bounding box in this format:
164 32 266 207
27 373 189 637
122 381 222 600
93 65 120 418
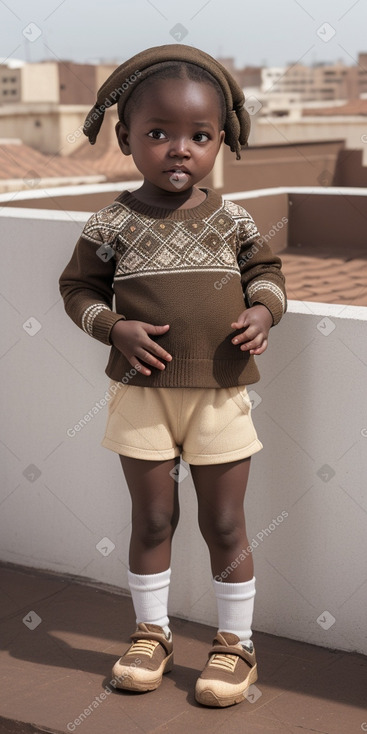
110 320 172 376
231 304 273 355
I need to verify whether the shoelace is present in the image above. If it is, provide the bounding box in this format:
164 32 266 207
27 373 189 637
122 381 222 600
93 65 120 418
209 653 238 672
127 639 159 658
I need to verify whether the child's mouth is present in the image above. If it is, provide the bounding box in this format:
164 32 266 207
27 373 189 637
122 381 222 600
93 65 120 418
167 170 190 188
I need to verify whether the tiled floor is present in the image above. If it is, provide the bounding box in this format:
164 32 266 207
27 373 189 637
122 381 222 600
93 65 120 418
0 564 366 734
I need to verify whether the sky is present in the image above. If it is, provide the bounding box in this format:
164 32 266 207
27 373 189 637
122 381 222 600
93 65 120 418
0 0 366 70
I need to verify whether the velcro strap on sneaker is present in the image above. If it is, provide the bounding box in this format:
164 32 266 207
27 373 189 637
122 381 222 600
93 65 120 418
130 629 172 655
208 644 253 665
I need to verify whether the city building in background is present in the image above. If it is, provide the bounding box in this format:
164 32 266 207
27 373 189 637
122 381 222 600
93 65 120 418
0 60 118 105
0 54 367 192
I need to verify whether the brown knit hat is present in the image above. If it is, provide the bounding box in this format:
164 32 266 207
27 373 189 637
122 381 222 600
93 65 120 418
83 44 251 160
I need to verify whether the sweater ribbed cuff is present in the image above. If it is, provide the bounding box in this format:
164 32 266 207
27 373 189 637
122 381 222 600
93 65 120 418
91 310 126 345
246 280 286 326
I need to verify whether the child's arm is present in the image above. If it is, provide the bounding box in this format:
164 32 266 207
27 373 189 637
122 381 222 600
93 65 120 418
59 213 172 374
231 212 287 355
59 224 126 345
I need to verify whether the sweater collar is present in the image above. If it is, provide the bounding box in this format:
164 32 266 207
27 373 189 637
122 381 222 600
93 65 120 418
114 187 223 220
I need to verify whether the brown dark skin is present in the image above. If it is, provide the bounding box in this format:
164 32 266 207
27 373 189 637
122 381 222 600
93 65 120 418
110 76 273 376
111 77 273 582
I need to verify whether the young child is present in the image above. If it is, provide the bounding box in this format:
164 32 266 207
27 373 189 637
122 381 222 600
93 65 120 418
59 44 287 708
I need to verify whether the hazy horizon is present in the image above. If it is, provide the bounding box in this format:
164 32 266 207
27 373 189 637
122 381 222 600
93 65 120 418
0 0 366 71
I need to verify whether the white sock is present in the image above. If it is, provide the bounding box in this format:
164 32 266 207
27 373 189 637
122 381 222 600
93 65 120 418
128 568 171 635
213 576 256 647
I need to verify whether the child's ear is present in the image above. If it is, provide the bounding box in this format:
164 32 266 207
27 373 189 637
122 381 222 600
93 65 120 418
218 130 225 148
115 121 131 156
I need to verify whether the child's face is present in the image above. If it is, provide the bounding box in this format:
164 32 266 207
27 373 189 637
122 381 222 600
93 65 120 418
116 77 225 196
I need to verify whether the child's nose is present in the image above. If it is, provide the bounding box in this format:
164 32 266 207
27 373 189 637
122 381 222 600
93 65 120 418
168 137 190 158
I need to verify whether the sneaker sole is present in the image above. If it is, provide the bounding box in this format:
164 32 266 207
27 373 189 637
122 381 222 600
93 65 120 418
195 663 258 707
112 651 174 692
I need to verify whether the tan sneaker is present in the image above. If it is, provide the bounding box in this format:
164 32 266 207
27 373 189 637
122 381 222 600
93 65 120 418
112 623 173 692
195 632 258 707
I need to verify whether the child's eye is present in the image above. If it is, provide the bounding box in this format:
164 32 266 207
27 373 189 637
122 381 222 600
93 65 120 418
148 129 166 140
193 132 210 142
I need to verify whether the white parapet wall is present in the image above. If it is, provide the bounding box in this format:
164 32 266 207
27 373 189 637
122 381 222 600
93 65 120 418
0 206 366 655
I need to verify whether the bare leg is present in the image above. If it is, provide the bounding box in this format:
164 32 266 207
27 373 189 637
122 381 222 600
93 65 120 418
119 455 180 575
190 458 253 582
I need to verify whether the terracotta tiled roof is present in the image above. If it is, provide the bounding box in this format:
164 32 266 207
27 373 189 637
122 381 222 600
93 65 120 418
0 140 100 181
0 120 141 184
67 110 141 181
70 140 140 181
302 99 367 116
279 242 367 306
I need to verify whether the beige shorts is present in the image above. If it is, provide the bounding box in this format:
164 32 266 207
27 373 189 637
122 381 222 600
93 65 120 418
101 381 263 465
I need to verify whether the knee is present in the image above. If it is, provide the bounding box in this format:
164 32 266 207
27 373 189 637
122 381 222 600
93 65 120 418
199 511 244 551
133 510 174 548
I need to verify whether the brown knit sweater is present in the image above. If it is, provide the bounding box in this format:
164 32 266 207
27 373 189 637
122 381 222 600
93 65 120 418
59 188 287 387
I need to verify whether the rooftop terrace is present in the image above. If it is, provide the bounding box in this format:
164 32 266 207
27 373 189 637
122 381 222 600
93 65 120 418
1 563 366 734
0 183 366 733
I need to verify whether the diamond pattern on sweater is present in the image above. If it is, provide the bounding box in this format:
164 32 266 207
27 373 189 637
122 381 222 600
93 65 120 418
112 211 239 278
81 200 245 279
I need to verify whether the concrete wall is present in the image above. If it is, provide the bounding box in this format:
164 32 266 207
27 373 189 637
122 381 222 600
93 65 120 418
224 186 367 254
0 105 98 156
218 140 345 192
288 192 367 248
1 206 366 655
58 63 96 105
21 63 59 103
0 182 289 255
2 181 367 257
335 149 367 188
252 116 367 166
0 103 123 157
0 182 142 212
225 191 289 255
0 105 61 154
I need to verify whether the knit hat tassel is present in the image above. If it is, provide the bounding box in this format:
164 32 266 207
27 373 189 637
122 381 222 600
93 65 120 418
226 110 242 160
237 105 251 146
83 104 105 145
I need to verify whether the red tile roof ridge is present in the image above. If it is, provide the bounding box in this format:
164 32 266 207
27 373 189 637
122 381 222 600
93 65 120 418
0 139 140 182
